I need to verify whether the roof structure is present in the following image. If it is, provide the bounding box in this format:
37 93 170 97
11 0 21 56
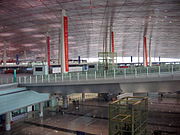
0 0 180 60
0 90 49 115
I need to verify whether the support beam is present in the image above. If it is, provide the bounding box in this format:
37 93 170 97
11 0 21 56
111 31 114 53
60 9 69 73
39 102 44 117
149 35 152 67
46 35 51 69
78 56 81 64
131 56 133 63
16 54 19 65
5 112 11 131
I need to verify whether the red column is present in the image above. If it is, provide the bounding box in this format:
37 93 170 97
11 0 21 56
64 16 69 72
143 36 148 66
47 36 50 68
111 32 114 53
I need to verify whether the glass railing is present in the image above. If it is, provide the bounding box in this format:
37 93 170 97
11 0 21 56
1 64 180 85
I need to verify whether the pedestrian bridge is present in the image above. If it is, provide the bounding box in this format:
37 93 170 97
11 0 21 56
16 65 180 94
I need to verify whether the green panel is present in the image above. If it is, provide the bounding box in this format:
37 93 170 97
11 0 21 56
34 104 39 111
109 97 148 135
50 98 58 107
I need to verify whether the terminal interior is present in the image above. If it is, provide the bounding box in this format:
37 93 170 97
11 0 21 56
0 0 180 135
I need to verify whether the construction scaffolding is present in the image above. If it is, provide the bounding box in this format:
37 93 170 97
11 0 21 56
98 52 117 70
109 97 148 135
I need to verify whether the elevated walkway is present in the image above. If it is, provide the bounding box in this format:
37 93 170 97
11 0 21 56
2 65 180 94
18 73 180 94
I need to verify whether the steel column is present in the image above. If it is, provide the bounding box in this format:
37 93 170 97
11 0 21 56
143 36 148 67
46 35 51 69
60 9 69 73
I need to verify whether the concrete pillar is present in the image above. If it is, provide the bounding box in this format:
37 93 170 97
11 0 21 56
62 95 68 109
39 102 44 117
82 93 85 102
5 112 11 131
60 9 69 73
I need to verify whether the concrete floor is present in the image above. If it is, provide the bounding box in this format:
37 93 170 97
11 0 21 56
148 98 180 135
1 97 180 135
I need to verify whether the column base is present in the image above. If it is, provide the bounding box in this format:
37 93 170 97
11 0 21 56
5 124 11 131
39 112 43 117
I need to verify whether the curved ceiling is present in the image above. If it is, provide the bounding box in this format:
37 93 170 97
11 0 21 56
0 0 180 60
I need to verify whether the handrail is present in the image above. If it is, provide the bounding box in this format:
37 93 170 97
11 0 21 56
1 65 180 85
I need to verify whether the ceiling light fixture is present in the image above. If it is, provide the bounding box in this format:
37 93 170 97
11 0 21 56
32 34 45 38
0 33 14 37
49 24 61 28
8 47 17 51
22 44 36 47
31 48 40 51
20 28 37 32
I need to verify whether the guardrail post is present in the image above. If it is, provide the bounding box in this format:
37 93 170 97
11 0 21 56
146 67 149 76
77 73 79 81
55 74 57 82
19 77 21 83
135 68 137 78
86 72 88 80
171 65 174 75
95 71 97 80
30 76 32 83
113 69 116 79
158 66 161 76
24 76 26 84
104 71 106 79
35 76 37 83
69 73 71 81
48 75 50 82
62 73 64 81
42 75 43 83
124 69 126 78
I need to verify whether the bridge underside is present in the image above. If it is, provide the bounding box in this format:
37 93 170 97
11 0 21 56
19 80 180 94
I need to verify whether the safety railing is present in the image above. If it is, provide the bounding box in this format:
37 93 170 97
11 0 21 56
0 77 14 85
1 65 180 85
19 65 180 84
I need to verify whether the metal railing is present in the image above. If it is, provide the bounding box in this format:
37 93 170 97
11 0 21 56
0 77 14 85
1 65 180 85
